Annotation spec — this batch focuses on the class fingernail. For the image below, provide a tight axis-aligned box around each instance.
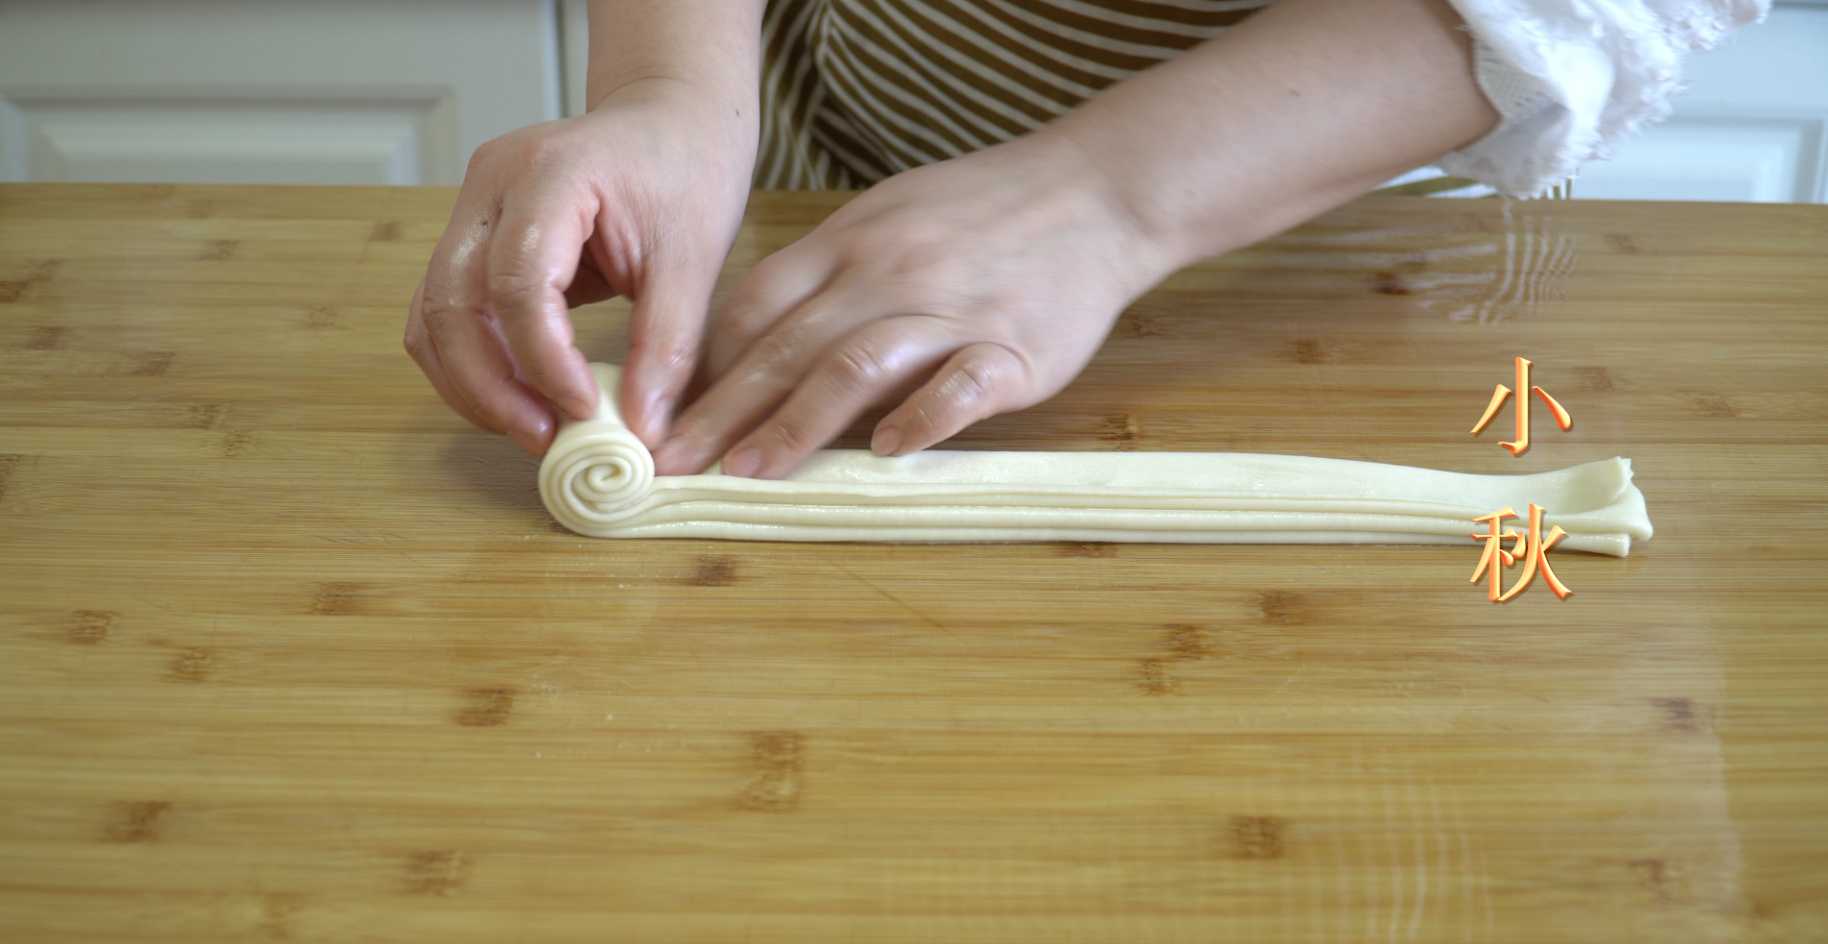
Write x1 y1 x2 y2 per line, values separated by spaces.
871 426 902 456
511 427 543 456
556 379 596 421
639 394 672 443
565 396 597 422
529 414 555 449
721 447 760 478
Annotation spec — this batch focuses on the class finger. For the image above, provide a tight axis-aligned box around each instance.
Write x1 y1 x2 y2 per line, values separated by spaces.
415 185 505 420
405 282 495 433
703 241 839 378
618 258 719 447
422 298 558 455
419 180 565 448
718 318 959 478
651 272 862 475
873 342 1034 455
486 178 599 421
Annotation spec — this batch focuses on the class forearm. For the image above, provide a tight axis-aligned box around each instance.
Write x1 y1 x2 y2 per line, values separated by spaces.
1048 0 1499 271
585 0 765 109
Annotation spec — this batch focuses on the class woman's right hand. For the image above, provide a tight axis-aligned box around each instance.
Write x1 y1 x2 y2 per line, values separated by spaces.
404 77 757 454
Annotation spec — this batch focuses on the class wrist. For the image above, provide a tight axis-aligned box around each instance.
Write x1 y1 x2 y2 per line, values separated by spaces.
1028 124 1212 289
587 71 753 125
583 1 764 121
590 72 760 171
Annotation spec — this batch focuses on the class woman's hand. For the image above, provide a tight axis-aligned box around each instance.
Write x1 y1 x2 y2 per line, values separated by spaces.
651 133 1173 478
404 77 756 454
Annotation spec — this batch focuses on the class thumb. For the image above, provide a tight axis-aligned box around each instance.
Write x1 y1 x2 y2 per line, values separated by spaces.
621 257 718 446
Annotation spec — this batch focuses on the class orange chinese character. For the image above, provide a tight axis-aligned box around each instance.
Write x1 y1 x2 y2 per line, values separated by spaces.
1471 355 1572 456
1469 503 1572 602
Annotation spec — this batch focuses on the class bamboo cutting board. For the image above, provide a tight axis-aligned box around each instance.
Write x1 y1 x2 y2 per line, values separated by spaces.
1 184 1825 942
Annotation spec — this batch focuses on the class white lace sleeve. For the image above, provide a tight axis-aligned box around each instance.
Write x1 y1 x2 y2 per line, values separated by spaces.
1440 0 1769 197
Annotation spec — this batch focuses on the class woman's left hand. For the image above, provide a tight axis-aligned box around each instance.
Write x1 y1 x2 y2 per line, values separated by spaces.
650 132 1174 478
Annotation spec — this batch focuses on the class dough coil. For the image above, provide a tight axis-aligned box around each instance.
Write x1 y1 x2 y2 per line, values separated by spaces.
539 364 1654 556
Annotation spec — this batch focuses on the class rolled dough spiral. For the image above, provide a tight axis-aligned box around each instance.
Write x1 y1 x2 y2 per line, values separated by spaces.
537 375 654 533
538 364 1654 555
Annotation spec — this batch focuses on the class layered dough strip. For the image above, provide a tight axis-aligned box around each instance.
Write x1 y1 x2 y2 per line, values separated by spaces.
539 364 1654 556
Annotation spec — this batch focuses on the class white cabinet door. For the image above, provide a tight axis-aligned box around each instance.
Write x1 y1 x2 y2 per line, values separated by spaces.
563 0 590 117
1575 2 1828 203
0 0 563 186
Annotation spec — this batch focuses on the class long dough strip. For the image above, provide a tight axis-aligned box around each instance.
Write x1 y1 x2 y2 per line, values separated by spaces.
539 364 1654 556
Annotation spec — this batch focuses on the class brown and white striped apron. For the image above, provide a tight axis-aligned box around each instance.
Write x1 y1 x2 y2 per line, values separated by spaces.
754 0 1483 195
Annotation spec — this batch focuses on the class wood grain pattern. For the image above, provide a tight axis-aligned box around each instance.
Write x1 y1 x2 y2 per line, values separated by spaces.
2 183 1826 942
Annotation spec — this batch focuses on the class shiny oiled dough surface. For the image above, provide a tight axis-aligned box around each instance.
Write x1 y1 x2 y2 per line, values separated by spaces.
1 184 1825 942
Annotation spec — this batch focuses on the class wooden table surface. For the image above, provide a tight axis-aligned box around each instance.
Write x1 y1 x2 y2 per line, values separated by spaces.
2 184 1825 942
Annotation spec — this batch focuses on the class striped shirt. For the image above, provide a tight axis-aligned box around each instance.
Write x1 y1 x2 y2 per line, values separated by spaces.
756 0 1272 189
754 0 1489 196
